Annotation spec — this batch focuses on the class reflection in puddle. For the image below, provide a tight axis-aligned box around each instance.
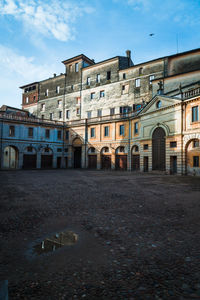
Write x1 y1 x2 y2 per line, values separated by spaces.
33 231 78 255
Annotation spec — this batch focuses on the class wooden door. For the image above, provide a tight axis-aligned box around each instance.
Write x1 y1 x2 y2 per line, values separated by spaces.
132 155 140 171
152 127 166 171
23 154 37 169
88 155 97 169
116 155 127 170
74 147 82 168
144 156 148 172
41 155 53 168
101 155 111 169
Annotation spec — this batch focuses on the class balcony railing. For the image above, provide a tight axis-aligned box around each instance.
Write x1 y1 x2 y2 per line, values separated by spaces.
183 87 200 99
0 113 64 126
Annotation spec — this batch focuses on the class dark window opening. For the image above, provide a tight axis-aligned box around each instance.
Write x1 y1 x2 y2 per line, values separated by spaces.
107 71 111 80
193 156 199 167
170 141 177 148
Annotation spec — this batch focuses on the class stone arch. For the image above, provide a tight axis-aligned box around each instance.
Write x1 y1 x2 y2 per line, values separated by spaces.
185 137 200 175
88 147 96 154
150 123 169 139
131 144 140 154
152 127 166 171
101 146 111 154
3 145 19 169
183 133 200 148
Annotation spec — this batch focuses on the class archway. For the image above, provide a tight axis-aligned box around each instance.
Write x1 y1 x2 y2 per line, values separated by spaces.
131 145 140 171
3 146 18 169
185 139 200 175
88 147 97 169
115 146 127 170
101 147 111 170
41 147 53 169
152 127 166 171
73 138 82 168
23 146 37 169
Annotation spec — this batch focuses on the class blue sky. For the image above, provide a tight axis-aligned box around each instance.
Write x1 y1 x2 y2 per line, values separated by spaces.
0 0 200 108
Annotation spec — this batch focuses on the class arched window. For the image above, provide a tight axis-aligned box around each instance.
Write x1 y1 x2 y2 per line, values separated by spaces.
156 100 162 109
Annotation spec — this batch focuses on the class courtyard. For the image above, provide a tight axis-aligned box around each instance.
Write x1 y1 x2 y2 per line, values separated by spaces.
0 170 200 299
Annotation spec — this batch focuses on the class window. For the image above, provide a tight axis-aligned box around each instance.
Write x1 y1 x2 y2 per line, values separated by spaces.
133 145 139 152
66 110 70 119
91 92 95 100
33 96 36 101
139 67 143 75
156 100 162 109
144 144 148 150
28 127 33 137
87 111 92 119
91 128 95 138
26 96 29 104
120 106 129 114
96 74 100 83
71 85 74 90
45 129 50 139
69 65 72 72
57 130 62 140
65 148 68 152
193 156 199 167
56 86 60 94
50 113 53 120
100 90 105 98
58 100 62 107
59 111 62 119
76 108 80 115
110 108 115 115
107 71 111 80
27 147 33 152
45 89 48 96
149 75 155 84
122 84 129 94
76 97 80 104
97 109 102 117
87 77 90 85
41 103 45 111
134 122 138 134
75 63 79 72
192 106 199 122
66 130 69 140
170 141 177 148
119 125 125 136
9 126 15 137
41 115 44 120
57 148 62 152
123 73 126 79
193 140 199 148
135 78 140 88
104 126 109 137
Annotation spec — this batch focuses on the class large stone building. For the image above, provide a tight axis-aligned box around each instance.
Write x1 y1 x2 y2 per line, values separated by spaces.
0 48 200 175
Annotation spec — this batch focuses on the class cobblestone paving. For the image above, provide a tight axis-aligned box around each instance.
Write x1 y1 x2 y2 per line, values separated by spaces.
0 170 200 299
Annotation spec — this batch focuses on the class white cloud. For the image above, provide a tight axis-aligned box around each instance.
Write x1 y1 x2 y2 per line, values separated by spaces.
0 45 58 107
0 0 93 41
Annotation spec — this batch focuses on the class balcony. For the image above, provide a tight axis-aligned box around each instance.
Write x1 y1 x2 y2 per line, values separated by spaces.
183 87 200 99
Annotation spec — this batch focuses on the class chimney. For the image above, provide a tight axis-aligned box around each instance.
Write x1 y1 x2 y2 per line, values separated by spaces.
54 73 56 77
126 50 131 67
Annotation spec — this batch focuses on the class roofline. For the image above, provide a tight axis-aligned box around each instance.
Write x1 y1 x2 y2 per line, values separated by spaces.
0 105 27 112
152 69 200 82
62 54 95 65
83 56 123 70
19 82 39 89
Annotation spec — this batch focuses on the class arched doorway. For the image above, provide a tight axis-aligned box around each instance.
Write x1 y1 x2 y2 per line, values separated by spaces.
41 147 53 168
185 139 200 175
101 147 111 170
152 127 166 171
115 146 127 170
23 146 37 169
3 146 18 169
88 147 97 169
73 138 82 168
131 145 140 171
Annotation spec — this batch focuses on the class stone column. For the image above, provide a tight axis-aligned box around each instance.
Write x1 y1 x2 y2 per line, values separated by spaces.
97 152 101 169
53 155 57 168
37 152 41 169
18 151 24 169
111 148 115 170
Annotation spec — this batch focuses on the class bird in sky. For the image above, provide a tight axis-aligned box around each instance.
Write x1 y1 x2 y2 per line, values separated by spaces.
149 33 155 36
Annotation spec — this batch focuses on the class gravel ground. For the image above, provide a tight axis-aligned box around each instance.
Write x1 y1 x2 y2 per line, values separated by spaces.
0 170 200 299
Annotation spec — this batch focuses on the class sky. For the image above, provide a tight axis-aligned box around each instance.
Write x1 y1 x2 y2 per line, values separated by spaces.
0 0 200 108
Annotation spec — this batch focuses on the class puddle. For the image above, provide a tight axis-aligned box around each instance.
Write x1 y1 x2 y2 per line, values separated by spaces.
33 231 78 255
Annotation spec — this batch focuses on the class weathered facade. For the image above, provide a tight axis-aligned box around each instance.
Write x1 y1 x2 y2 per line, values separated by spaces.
0 48 200 174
